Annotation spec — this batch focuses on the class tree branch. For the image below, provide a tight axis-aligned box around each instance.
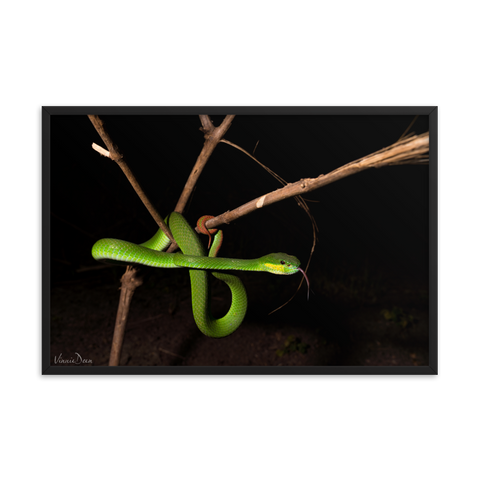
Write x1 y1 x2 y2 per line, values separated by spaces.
108 266 144 366
162 114 236 253
202 132 429 230
174 115 235 213
89 114 173 366
88 115 174 243
89 114 237 364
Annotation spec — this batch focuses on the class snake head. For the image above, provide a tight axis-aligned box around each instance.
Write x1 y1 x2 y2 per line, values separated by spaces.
260 252 310 298
260 253 301 275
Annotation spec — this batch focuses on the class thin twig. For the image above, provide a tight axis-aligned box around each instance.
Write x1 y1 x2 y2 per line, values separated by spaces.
398 115 419 141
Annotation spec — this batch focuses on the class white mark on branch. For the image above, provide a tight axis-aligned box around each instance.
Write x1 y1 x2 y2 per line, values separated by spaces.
92 143 111 158
256 195 267 208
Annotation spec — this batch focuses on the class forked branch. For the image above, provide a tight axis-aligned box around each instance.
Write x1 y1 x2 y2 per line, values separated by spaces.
89 114 235 365
174 115 235 213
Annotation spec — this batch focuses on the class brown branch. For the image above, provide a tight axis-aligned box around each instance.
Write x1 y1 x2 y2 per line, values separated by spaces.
108 266 144 366
199 115 215 134
89 114 174 366
88 115 122 160
89 114 236 364
174 115 235 213
88 115 174 243
162 115 236 253
202 132 429 230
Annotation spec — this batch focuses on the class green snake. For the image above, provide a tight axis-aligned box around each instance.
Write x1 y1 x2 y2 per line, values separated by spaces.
92 212 304 338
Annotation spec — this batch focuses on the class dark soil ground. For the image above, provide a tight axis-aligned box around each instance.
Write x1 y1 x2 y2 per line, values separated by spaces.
49 262 429 368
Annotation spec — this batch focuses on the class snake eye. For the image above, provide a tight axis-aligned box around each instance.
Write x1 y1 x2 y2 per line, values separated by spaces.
280 260 285 265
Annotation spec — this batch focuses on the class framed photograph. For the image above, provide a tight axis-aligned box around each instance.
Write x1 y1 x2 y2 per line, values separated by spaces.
42 107 437 374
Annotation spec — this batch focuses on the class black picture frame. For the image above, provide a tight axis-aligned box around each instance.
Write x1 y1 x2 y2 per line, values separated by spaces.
40 105 439 375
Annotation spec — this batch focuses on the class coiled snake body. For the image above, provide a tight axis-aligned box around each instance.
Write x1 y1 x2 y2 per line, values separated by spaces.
92 212 302 338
